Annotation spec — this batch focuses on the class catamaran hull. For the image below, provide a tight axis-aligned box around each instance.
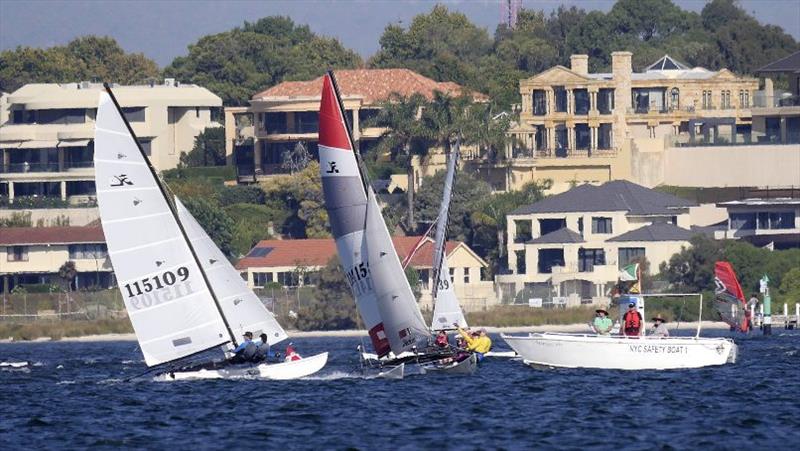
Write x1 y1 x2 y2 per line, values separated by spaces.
155 352 328 381
501 334 736 370
422 352 477 374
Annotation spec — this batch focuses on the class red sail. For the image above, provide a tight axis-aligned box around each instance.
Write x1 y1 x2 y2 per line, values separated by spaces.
714 261 749 332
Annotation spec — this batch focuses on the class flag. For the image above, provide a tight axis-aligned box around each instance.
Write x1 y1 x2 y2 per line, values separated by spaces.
619 263 639 282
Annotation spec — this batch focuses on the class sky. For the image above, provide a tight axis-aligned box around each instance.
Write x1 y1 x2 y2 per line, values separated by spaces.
1 0 798 68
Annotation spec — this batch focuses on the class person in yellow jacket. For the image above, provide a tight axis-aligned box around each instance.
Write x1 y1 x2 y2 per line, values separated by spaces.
456 325 492 361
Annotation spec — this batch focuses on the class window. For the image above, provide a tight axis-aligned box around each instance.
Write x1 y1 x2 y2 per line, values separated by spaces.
540 218 567 236
758 211 796 230
515 250 526 274
277 272 299 287
575 124 590 150
730 213 756 230
702 91 713 109
139 139 152 156
464 269 470 284
68 244 108 259
253 272 273 287
514 220 532 243
294 112 319 134
195 107 200 118
578 248 606 272
533 90 547 116
591 217 613 234
597 88 614 114
37 108 86 124
598 123 612 149
449 267 455 283
7 246 28 262
553 87 567 112
670 88 679 109
537 249 564 274
122 107 145 123
263 112 288 134
573 89 589 115
618 247 645 268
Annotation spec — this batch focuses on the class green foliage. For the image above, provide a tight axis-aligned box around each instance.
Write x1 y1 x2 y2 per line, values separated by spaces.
58 261 77 292
179 127 227 167
415 169 492 243
778 268 800 305
0 36 159 92
164 16 361 106
218 185 265 207
289 258 358 330
182 197 235 257
260 161 329 238
224 203 286 257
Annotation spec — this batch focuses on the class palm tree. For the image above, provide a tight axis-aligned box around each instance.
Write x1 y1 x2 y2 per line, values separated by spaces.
369 93 433 230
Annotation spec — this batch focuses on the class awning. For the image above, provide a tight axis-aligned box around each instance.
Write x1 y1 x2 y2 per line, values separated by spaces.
58 139 91 147
17 140 59 149
0 141 22 149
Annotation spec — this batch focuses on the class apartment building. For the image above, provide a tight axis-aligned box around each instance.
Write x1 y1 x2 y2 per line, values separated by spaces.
224 68 485 183
0 80 222 206
0 226 112 293
715 198 800 249
235 236 496 312
496 180 696 304
501 52 759 193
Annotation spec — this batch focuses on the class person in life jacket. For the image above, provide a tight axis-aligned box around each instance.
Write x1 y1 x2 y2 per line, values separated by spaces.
284 343 302 362
456 325 492 361
622 303 643 337
230 331 258 363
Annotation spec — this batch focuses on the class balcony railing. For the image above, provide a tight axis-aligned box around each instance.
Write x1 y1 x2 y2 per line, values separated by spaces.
752 94 800 108
533 147 618 158
64 161 94 170
1 162 60 173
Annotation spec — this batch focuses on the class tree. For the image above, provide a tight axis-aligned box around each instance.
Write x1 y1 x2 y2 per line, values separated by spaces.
291 258 358 330
164 16 361 106
179 127 227 167
260 161 328 238
58 261 78 292
370 93 433 230
0 36 159 92
182 197 235 258
225 203 287 257
280 141 311 174
415 170 492 244
778 268 800 307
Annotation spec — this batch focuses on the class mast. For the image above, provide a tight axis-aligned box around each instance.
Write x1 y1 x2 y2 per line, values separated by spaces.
431 137 460 302
327 71 370 196
102 83 238 348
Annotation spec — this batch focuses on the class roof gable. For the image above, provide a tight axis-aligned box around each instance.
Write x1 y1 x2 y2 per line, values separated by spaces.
525 66 590 84
607 223 694 242
645 55 690 71
756 50 800 73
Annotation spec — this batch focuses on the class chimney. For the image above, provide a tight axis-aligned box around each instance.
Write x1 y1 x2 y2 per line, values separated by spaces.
611 51 632 81
570 54 589 76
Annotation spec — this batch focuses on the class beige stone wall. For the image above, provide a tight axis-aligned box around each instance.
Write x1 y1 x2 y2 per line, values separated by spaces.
0 207 99 226
663 144 800 188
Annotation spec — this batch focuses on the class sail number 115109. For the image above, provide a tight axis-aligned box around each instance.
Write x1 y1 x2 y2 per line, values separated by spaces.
124 267 189 298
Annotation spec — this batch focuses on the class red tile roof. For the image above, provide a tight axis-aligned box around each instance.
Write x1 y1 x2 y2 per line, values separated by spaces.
235 236 463 270
252 68 487 103
0 226 105 246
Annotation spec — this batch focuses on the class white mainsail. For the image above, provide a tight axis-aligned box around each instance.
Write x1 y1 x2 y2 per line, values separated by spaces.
430 144 468 330
175 197 288 345
94 89 231 366
318 72 430 356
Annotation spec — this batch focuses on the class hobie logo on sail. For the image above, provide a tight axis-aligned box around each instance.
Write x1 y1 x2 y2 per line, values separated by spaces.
110 174 133 187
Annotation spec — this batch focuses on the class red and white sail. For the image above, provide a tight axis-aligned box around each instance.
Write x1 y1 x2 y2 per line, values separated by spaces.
713 261 749 332
318 72 429 356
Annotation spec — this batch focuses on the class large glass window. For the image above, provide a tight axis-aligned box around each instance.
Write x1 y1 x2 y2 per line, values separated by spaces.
575 124 590 150
553 87 567 113
533 90 547 116
122 107 145 123
592 217 613 234
253 272 273 287
758 211 796 229
573 89 589 115
730 213 756 230
598 88 614 114
537 249 564 274
598 123 612 149
37 109 86 124
277 272 299 287
514 220 532 243
618 247 645 268
263 112 288 134
539 218 567 236
578 248 606 272
294 112 319 134
515 250 526 274
670 88 679 110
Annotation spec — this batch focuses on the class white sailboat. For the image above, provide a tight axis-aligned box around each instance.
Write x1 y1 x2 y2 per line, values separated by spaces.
94 84 327 380
502 294 737 370
318 72 476 377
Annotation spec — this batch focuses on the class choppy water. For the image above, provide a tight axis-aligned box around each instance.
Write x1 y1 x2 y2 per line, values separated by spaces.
1 331 798 450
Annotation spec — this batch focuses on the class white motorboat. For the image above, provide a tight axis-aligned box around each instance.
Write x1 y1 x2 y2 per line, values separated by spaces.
94 85 327 380
502 333 736 370
502 293 737 370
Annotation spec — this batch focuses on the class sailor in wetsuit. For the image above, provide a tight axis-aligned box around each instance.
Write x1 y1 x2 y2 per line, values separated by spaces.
229 331 257 364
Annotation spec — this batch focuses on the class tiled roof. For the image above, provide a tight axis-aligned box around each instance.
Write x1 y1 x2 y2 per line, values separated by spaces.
252 68 487 103
528 227 585 244
0 226 105 246
511 180 695 216
236 236 463 270
756 51 800 73
607 223 694 242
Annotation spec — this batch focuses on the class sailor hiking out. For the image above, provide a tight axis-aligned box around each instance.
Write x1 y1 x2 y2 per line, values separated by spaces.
229 332 258 363
456 325 492 361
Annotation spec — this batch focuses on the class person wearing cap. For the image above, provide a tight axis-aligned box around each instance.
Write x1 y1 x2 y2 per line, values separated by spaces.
591 308 613 335
649 314 670 337
229 331 257 363
455 324 492 361
622 302 643 337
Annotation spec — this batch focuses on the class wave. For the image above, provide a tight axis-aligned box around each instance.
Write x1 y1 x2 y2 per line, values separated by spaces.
0 361 28 368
